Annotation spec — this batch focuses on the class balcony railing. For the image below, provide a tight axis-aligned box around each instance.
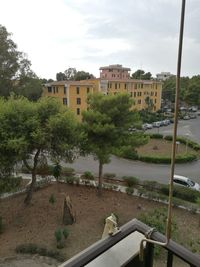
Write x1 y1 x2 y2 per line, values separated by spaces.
59 218 200 267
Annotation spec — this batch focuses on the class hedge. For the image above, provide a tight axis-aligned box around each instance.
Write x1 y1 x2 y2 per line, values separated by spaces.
160 184 200 203
164 135 200 151
138 153 197 164
148 133 163 139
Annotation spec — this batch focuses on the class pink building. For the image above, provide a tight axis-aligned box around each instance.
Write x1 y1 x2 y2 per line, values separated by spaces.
99 64 131 80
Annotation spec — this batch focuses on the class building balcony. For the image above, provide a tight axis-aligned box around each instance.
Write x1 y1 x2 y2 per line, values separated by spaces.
59 218 200 267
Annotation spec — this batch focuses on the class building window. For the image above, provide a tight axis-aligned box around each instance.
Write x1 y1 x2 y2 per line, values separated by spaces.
48 87 52 93
87 87 90 93
53 87 55 94
134 92 136 97
64 86 67 94
130 92 133 97
115 83 117 89
155 92 157 96
125 83 127 89
63 98 67 105
155 99 157 104
77 108 80 115
137 92 140 96
76 87 80 94
119 83 120 88
56 87 58 93
138 99 141 104
141 84 143 89
77 98 81 105
151 92 154 96
134 84 137 89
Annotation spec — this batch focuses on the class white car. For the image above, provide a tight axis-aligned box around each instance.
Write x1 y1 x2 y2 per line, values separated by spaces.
173 175 200 192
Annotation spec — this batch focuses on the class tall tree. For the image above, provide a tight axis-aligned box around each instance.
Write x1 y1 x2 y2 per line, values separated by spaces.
82 93 144 195
131 69 152 80
74 71 95 81
0 96 79 204
56 72 66 81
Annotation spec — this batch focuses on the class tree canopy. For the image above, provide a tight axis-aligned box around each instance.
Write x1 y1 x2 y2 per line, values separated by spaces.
81 93 145 195
0 96 79 204
0 25 43 100
131 69 152 80
56 68 95 81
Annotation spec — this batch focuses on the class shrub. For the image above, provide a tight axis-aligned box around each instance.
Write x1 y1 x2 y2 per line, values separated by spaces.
15 243 65 262
65 176 75 184
141 180 160 191
116 146 139 160
123 176 139 187
148 133 163 139
138 154 197 164
54 229 62 243
63 228 69 239
164 135 173 141
0 176 22 194
126 187 134 195
82 171 94 180
103 173 116 179
49 194 56 205
139 208 177 256
160 184 200 203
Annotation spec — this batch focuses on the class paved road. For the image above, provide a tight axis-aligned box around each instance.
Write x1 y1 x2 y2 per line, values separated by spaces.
64 116 200 185
148 115 200 143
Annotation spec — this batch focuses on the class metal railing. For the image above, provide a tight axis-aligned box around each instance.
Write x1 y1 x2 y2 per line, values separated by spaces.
59 219 200 267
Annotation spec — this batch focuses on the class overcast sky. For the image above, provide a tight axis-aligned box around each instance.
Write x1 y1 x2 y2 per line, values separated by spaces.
0 0 199 79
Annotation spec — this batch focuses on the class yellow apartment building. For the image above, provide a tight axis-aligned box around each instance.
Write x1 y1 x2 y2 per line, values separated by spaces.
100 79 162 111
42 79 99 121
42 65 162 120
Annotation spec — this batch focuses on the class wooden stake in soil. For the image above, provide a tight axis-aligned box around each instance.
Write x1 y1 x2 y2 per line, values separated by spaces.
63 195 76 225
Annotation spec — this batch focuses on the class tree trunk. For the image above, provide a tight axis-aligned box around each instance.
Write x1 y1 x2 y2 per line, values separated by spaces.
97 161 103 196
24 170 36 205
24 149 40 205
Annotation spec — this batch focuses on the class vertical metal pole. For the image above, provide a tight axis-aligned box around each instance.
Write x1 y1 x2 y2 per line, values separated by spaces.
167 251 174 267
166 0 186 240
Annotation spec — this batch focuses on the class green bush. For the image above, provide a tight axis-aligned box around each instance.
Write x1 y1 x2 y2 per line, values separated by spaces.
164 135 200 151
164 135 173 141
0 176 22 194
116 146 139 160
139 208 177 237
126 187 134 195
65 176 75 184
160 184 200 203
138 154 197 164
141 180 160 191
63 228 69 239
123 176 139 187
103 173 116 179
15 243 65 262
49 194 56 205
82 171 94 180
148 133 163 139
54 229 62 243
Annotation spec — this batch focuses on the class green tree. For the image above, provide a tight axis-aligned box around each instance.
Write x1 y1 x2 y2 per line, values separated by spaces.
145 96 154 112
74 71 95 81
0 25 21 96
0 96 79 204
14 72 43 101
56 72 66 81
184 75 200 106
82 93 143 195
0 24 42 99
131 69 152 80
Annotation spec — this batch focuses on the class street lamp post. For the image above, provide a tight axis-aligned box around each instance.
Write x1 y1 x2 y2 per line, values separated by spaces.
185 133 189 153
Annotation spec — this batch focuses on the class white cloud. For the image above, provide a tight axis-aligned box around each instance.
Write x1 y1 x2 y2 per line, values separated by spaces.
0 0 199 79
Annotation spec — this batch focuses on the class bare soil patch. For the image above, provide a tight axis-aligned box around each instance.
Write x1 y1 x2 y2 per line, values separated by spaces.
0 183 199 265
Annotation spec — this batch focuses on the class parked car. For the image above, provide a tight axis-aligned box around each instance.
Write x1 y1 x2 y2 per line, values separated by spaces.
142 123 153 130
183 115 190 120
173 175 200 192
153 121 161 128
163 119 171 126
189 114 197 119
